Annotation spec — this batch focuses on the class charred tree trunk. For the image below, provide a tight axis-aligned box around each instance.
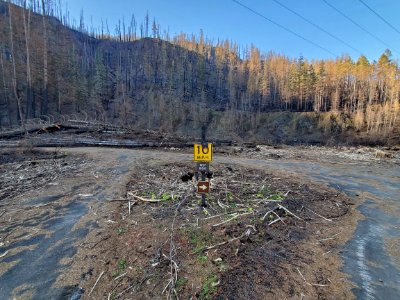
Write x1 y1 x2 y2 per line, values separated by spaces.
0 46 11 127
8 1 26 131
41 0 49 116
23 1 34 119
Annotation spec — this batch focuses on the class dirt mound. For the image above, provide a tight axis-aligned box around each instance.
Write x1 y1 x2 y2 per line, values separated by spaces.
72 161 358 299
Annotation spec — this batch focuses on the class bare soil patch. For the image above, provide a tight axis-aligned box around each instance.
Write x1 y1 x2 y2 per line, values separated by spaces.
74 160 359 300
384 237 400 267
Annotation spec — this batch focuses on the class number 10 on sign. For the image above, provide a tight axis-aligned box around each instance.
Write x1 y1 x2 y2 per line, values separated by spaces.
194 143 213 161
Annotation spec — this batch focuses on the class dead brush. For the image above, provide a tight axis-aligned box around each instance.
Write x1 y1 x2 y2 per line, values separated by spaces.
115 160 350 299
375 149 394 159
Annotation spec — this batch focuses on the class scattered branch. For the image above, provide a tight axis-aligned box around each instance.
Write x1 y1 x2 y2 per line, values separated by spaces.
297 268 329 287
278 204 303 221
202 210 247 221
303 206 332 222
113 272 127 281
116 282 136 298
80 235 111 250
202 228 254 252
128 192 165 203
261 208 276 221
317 233 341 243
176 194 189 211
89 270 105 296
217 198 228 209
211 212 252 227
0 250 9 259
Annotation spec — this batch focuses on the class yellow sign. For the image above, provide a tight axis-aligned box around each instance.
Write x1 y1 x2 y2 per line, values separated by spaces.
194 143 213 161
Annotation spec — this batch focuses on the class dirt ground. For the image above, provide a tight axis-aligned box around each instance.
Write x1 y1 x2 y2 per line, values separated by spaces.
69 160 359 300
0 146 364 300
0 148 87 203
215 144 400 165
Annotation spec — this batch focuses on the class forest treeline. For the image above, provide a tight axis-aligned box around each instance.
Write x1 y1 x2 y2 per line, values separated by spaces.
0 1 399 144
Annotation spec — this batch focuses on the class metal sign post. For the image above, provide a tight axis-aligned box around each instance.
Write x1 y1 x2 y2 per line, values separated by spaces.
194 126 213 207
200 167 207 207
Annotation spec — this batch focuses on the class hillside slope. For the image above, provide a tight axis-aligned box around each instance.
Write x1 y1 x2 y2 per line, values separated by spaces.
0 1 399 145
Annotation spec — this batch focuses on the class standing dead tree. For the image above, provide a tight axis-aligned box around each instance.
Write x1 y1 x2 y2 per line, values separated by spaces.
41 0 49 116
22 0 34 119
7 1 26 132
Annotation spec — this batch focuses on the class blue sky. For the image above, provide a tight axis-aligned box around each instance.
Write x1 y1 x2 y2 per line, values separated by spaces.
62 0 400 62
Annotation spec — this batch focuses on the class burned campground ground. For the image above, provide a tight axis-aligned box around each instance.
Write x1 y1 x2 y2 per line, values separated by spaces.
0 146 399 299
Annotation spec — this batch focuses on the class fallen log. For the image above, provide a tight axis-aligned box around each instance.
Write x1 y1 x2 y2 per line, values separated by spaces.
0 125 44 139
0 137 193 149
